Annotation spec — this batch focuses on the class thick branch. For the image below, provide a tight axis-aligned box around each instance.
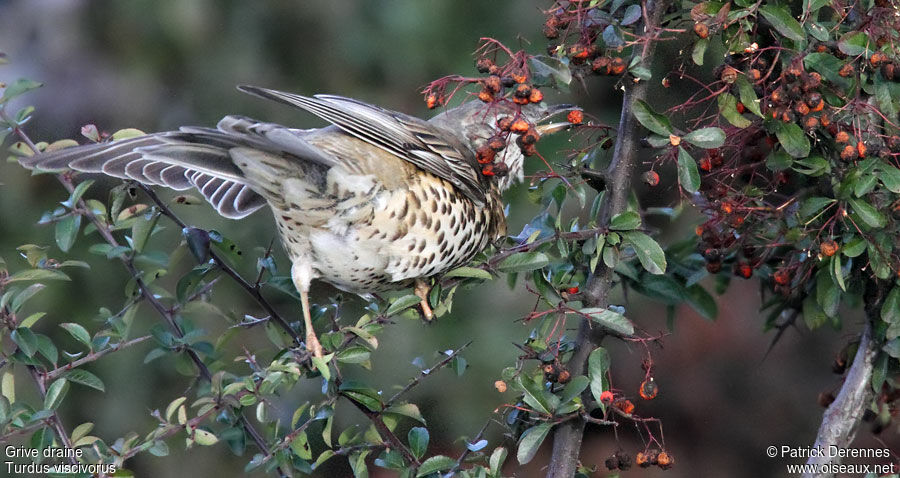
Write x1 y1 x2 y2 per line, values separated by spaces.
803 320 878 477
546 1 669 476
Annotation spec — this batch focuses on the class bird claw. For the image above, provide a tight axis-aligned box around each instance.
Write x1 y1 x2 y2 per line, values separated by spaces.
414 279 434 322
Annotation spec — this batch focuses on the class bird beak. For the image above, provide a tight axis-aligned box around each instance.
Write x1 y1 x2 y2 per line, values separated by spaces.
536 104 581 136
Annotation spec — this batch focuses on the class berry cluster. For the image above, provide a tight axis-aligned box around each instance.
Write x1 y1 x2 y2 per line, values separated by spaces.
541 4 633 79
635 449 674 470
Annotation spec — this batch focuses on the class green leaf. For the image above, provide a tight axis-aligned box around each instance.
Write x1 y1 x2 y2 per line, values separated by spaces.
588 347 610 407
877 161 900 193
837 31 873 57
848 198 886 228
683 127 725 148
385 402 426 424
758 4 805 41
775 122 810 158
798 197 835 220
578 307 634 336
65 369 106 392
815 269 840 318
0 78 43 104
497 252 550 273
632 100 672 136
416 455 455 477
692 38 708 66
516 423 552 465
55 215 82 253
442 266 493 281
735 76 763 117
408 427 429 460
623 231 666 274
676 147 700 194
386 294 421 316
60 323 92 349
336 346 372 364
685 284 718 320
290 432 312 460
6 269 70 283
609 211 641 230
11 327 38 357
621 4 642 24
804 53 853 91
44 378 69 410
490 447 508 475
194 429 218 446
718 93 752 128
882 286 900 325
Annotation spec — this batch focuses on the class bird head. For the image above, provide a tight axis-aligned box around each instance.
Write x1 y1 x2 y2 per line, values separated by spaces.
429 100 580 191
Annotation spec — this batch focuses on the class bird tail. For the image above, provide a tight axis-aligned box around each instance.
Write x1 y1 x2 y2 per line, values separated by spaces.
19 127 267 219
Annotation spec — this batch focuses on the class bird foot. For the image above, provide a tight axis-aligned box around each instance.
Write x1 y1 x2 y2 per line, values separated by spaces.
414 279 434 322
306 331 324 358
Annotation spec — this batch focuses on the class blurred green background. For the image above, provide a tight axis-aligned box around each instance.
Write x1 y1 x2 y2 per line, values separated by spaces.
0 1 885 477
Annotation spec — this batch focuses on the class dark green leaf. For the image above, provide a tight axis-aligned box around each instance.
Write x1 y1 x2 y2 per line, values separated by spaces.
735 76 763 117
632 100 672 136
336 346 372 364
44 378 69 410
775 122 810 158
408 427 429 460
798 197 835 220
882 286 900 325
837 31 873 57
676 147 700 194
683 127 726 148
11 327 38 357
878 161 900 193
516 423 552 465
60 323 92 349
621 4 642 25
848 198 886 228
54 215 82 253
758 4 805 41
609 211 641 230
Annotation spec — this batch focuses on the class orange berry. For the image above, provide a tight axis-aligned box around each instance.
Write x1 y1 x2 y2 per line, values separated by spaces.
567 286 579 294
721 66 739 84
810 98 825 112
820 240 839 257
642 170 660 186
721 201 734 214
614 398 635 415
857 141 867 158
497 116 513 131
494 380 507 393
528 88 544 103
599 390 614 403
835 131 850 143
478 90 494 103
749 68 762 81
636 452 651 467
566 110 584 125
695 225 704 236
773 269 791 286
699 156 712 172
736 101 746 114
795 102 810 116
870 52 888 67
669 134 682 146
803 116 819 131
610 57 626 75
483 75 502 93
425 93 440 109
511 72 527 84
512 96 530 105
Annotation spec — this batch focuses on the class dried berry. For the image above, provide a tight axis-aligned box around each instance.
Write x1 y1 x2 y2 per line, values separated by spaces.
721 65 739 84
483 75 502 93
883 62 897 81
639 379 659 400
817 391 835 408
693 22 709 39
803 116 819 131
773 269 791 286
510 118 531 134
870 52 888 67
840 144 857 161
487 135 506 152
656 451 674 470
476 57 494 73
706 260 722 273
529 88 544 103
478 90 494 103
835 131 850 143
820 240 839 257
425 93 440 109
592 56 611 74
475 145 495 164
838 63 854 77
610 57 626 75
497 116 513 132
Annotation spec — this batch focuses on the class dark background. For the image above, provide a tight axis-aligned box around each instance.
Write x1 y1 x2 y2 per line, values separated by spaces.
0 1 883 476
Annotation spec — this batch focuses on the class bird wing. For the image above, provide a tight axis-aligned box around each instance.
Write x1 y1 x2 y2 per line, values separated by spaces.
18 116 335 219
237 85 486 206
